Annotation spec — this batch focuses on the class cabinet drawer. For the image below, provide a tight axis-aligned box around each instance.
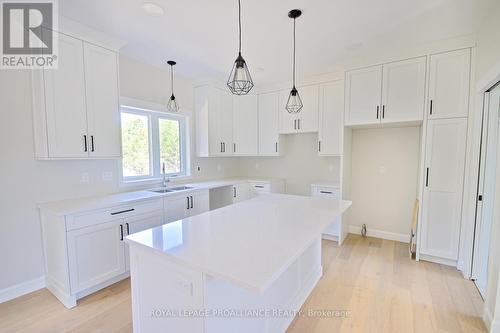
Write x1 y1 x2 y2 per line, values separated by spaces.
249 182 271 194
67 199 163 231
312 187 341 198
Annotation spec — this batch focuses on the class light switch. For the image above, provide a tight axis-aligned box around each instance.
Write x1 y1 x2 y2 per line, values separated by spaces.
80 172 90 184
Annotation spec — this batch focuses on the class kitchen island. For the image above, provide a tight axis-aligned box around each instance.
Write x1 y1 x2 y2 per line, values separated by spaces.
125 193 351 333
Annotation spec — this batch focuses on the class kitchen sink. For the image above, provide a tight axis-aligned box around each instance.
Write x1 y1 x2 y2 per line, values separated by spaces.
149 186 193 193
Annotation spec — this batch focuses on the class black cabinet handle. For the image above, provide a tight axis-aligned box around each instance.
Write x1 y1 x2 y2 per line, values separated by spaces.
275 142 278 153
382 105 385 119
376 106 379 119
83 135 88 152
319 141 321 152
298 119 301 130
223 142 226 153
126 223 130 235
320 191 333 194
190 196 193 209
233 187 236 198
425 168 430 187
186 197 190 209
233 143 236 153
254 185 265 188
90 135 95 152
293 119 296 130
430 100 433 115
111 208 135 215
119 224 123 241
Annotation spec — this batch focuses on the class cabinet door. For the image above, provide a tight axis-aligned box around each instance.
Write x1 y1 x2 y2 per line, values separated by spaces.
84 43 121 158
43 31 88 158
258 92 281 155
67 220 126 293
381 57 426 123
420 118 467 260
345 65 383 125
279 89 297 134
189 191 210 216
233 95 258 155
219 90 234 155
297 85 319 133
233 183 250 203
165 195 189 223
319 81 344 156
428 49 471 119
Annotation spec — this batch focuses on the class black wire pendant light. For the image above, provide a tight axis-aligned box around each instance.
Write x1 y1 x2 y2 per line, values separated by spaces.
167 60 179 113
286 9 303 114
227 0 254 95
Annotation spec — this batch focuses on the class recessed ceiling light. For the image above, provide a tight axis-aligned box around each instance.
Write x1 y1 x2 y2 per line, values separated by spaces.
142 2 164 17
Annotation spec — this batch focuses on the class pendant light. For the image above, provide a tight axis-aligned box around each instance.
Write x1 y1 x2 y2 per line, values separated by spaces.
227 0 254 95
167 60 179 113
286 9 303 114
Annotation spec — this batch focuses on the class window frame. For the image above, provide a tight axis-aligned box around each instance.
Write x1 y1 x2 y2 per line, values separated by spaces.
119 99 190 185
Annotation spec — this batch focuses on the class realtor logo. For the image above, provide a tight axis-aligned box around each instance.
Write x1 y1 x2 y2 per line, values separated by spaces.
1 0 58 69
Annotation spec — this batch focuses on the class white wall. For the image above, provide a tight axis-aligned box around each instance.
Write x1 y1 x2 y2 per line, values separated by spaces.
348 126 421 238
236 133 341 195
0 55 238 294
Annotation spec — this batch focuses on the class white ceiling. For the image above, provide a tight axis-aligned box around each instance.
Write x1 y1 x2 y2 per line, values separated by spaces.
60 0 494 86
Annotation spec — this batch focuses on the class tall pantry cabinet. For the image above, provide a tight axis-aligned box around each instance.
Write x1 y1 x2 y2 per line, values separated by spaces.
418 48 471 265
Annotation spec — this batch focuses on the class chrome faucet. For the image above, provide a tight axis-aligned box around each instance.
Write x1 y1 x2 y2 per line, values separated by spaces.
162 163 170 188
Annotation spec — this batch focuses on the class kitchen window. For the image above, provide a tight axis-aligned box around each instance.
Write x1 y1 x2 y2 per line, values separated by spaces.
120 105 189 183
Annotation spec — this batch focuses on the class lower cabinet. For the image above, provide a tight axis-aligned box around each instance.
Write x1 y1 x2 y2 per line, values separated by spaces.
67 220 126 293
164 190 210 223
232 182 250 203
311 184 347 245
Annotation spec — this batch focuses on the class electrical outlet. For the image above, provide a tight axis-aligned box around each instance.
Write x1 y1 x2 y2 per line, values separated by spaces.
81 172 90 184
102 171 113 181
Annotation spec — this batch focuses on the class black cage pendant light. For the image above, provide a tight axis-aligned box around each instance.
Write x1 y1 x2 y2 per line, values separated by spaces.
286 9 303 114
167 60 179 113
227 0 254 95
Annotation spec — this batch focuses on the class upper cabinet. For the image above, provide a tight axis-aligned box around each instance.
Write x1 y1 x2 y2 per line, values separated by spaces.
279 84 319 134
345 65 383 125
345 57 427 126
258 92 283 156
381 57 426 123
195 85 234 157
233 95 258 156
428 49 471 119
32 30 121 159
318 81 344 156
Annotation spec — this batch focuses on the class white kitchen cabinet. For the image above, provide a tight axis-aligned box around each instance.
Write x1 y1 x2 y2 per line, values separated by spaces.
420 118 467 262
165 190 210 223
345 65 383 125
381 57 426 123
249 179 285 197
428 49 471 119
195 85 233 157
279 85 319 134
32 30 121 159
40 32 88 158
258 92 283 156
318 81 344 156
83 43 121 158
67 219 126 294
232 182 250 203
311 184 347 245
233 94 258 155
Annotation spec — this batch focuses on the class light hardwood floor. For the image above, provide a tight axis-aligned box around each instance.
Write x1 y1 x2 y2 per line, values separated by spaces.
0 235 486 333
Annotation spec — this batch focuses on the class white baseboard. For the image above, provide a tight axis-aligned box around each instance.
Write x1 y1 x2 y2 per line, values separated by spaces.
0 276 45 304
348 225 408 243
484 305 500 333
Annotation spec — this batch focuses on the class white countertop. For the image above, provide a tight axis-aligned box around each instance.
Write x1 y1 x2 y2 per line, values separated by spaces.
37 178 285 216
37 178 264 216
125 193 351 293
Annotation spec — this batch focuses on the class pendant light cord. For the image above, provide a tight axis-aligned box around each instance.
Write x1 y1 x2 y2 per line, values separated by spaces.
292 17 296 88
238 0 242 54
170 65 174 96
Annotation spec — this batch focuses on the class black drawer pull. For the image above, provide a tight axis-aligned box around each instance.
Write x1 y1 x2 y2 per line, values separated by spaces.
320 191 333 194
254 185 265 188
190 196 193 209
111 208 135 215
119 224 123 241
126 222 130 235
